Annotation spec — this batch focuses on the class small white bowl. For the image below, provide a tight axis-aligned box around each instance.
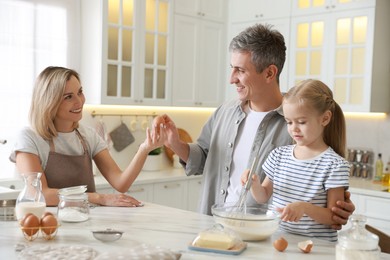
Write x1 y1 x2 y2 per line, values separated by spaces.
92 228 123 242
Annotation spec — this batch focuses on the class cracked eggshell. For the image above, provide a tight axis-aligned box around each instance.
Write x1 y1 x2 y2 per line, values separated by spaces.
298 240 313 253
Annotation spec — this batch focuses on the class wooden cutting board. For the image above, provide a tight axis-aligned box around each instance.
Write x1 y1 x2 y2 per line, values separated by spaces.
164 128 192 162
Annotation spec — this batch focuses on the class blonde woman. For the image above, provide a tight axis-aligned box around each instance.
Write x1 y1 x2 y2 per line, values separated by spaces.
10 66 165 206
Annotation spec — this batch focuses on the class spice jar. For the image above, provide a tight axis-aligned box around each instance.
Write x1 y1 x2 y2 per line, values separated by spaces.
57 186 89 223
336 214 380 260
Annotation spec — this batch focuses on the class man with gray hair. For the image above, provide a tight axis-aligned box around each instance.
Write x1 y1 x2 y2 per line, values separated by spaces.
160 24 354 229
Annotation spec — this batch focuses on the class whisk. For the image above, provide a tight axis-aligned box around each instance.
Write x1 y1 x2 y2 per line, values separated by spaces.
235 155 260 212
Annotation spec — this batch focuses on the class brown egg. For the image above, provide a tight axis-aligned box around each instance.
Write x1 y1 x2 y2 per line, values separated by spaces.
40 214 58 235
273 237 288 252
20 213 33 225
153 115 165 134
21 214 40 236
41 211 54 218
298 240 313 253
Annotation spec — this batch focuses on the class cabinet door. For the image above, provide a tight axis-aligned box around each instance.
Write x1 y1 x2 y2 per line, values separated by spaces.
288 14 330 88
329 9 374 112
172 15 198 105
187 178 202 212
291 0 375 16
229 0 291 23
196 20 224 107
96 187 114 194
349 192 390 235
199 0 225 22
126 183 154 203
172 15 224 107
175 0 225 22
153 180 188 209
102 0 172 106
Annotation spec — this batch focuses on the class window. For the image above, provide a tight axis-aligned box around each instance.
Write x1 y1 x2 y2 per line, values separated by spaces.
0 0 80 179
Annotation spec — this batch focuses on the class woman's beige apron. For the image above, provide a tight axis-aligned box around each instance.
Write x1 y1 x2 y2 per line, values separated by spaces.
44 129 96 192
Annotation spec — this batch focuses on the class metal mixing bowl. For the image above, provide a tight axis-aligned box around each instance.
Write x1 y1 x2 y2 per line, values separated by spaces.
211 203 280 241
92 228 123 242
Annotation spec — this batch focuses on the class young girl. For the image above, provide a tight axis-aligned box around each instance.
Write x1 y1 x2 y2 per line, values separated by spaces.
10 66 166 207
241 79 350 241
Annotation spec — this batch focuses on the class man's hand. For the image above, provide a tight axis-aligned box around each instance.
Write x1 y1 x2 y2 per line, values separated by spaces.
331 191 355 230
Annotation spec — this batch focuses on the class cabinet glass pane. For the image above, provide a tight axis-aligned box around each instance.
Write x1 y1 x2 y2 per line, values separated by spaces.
338 0 352 4
313 0 325 7
350 78 363 104
108 27 118 60
311 22 323 47
310 51 321 75
335 48 348 75
158 1 168 33
108 0 120 24
297 23 309 48
122 29 133 62
144 68 153 98
353 16 367 44
145 33 154 64
337 18 351 45
298 0 309 8
295 51 307 75
145 0 156 31
122 66 131 97
351 48 364 74
123 0 134 26
158 35 166 66
157 70 165 99
334 78 347 104
107 64 118 96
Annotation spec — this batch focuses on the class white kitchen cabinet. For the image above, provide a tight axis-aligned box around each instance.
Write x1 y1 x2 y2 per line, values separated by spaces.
126 183 154 203
288 0 390 112
349 192 390 235
80 0 173 106
291 0 375 17
174 0 226 22
172 14 225 107
229 0 291 23
152 179 188 209
187 178 202 212
96 187 115 194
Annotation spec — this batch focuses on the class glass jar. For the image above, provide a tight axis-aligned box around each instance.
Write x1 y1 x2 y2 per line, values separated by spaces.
336 214 380 260
15 172 46 221
57 193 89 223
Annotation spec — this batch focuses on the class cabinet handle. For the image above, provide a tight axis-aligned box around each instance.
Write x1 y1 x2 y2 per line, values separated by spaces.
129 188 145 193
0 139 6 144
164 183 180 189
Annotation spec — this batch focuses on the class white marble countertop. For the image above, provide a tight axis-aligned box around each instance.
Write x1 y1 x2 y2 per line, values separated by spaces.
1 203 381 260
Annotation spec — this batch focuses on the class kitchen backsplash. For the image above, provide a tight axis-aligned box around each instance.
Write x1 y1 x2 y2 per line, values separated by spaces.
1 105 390 179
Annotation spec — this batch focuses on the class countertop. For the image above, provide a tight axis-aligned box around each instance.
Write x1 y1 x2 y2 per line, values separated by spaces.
349 177 390 199
3 203 388 259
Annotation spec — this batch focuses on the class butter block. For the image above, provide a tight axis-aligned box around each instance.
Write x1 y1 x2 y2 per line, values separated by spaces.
193 232 235 250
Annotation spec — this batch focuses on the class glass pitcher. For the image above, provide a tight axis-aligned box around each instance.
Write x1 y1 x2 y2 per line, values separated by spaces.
336 214 380 260
15 172 46 221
